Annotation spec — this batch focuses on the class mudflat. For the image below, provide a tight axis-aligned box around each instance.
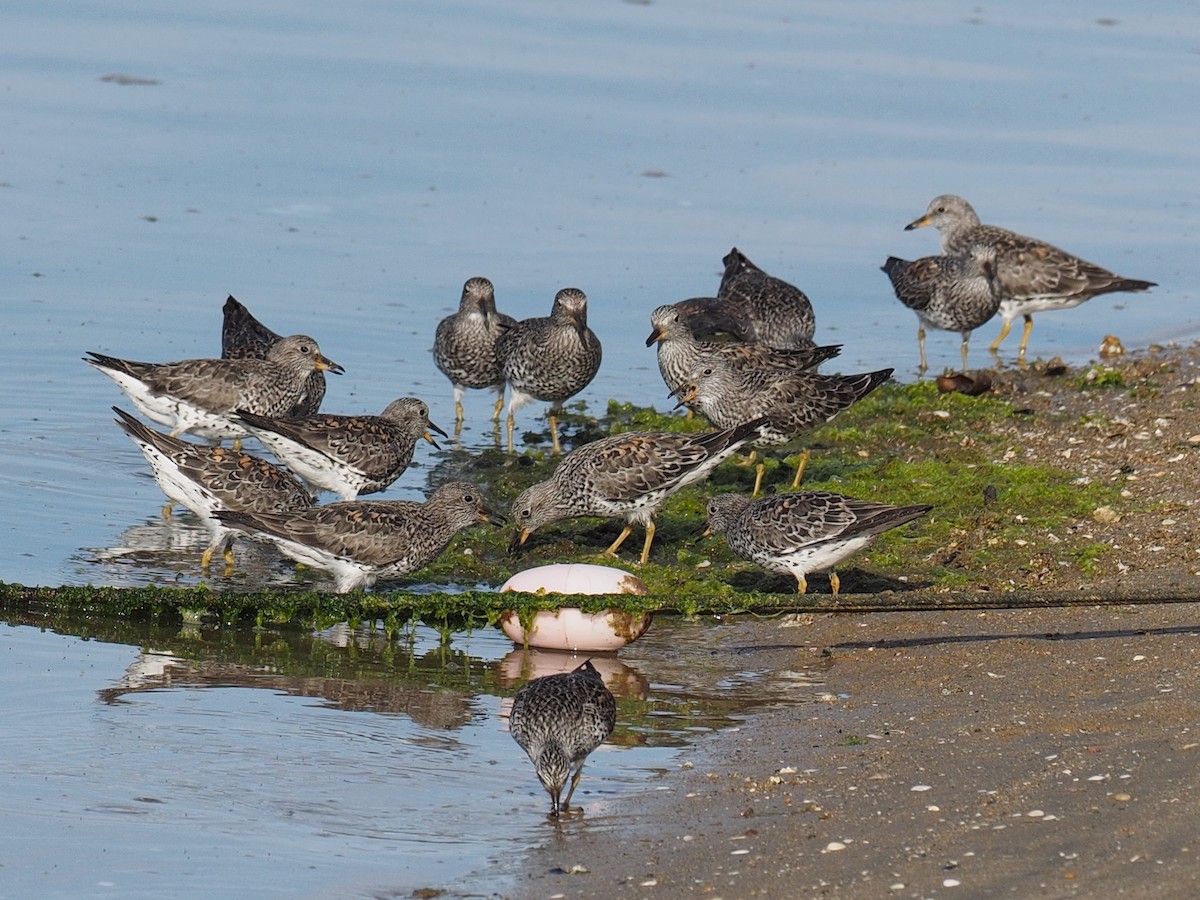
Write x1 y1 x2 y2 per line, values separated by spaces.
515 343 1200 898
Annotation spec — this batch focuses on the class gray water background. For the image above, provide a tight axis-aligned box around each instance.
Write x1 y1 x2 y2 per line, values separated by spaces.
1 2 1197 895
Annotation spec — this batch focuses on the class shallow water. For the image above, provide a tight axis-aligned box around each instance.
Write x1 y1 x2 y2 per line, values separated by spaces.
0 610 827 897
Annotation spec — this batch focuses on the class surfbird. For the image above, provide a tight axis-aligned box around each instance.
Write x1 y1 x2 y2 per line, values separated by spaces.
511 416 767 565
233 397 445 500
433 277 517 431
222 295 327 417
714 247 817 349
646 303 840 411
509 658 617 817
215 481 504 593
905 195 1156 362
496 287 602 454
673 359 893 495
86 335 343 442
705 491 932 595
112 406 313 572
881 245 1001 373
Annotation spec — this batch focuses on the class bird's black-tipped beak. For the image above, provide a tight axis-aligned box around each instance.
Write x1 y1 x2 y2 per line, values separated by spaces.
645 327 663 347
507 527 532 556
317 354 345 375
904 214 931 231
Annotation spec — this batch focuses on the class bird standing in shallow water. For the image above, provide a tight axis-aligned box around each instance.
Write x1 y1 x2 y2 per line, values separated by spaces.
881 245 1000 374
233 397 445 500
222 295 328 417
904 195 1156 363
433 277 517 432
112 406 313 573
85 336 344 443
705 491 932 595
214 481 503 593
496 287 602 454
509 659 617 817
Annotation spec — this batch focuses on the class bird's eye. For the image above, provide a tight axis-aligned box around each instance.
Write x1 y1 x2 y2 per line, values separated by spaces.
463 493 476 504
299 344 312 354
519 507 532 520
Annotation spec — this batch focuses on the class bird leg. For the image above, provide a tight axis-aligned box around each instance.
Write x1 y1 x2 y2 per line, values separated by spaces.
960 331 972 374
918 325 928 374
491 391 505 425
752 461 766 498
454 400 465 433
505 411 517 454
989 318 1013 353
638 521 657 566
161 503 173 520
548 411 562 455
789 449 811 489
604 524 634 557
561 764 586 812
794 573 809 594
200 546 214 571
829 570 841 597
1016 314 1035 364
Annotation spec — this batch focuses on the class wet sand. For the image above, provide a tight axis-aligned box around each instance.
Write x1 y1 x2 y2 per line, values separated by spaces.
515 602 1200 897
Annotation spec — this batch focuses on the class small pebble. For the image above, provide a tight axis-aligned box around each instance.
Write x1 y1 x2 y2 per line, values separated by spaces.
944 878 961 887
911 784 933 792
1113 793 1132 802
824 841 847 852
1027 810 1045 818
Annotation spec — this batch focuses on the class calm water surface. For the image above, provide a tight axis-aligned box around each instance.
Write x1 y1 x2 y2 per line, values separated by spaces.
0 611 827 897
1 2 1198 894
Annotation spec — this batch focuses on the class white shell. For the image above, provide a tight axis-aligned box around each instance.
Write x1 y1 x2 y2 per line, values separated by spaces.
498 563 652 652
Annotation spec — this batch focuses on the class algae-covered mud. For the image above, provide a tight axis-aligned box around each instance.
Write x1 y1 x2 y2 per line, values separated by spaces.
10 346 1197 627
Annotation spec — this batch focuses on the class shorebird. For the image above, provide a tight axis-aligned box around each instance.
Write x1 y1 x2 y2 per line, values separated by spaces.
215 481 503 593
705 491 932 595
85 336 343 442
233 398 445 500
645 303 840 410
509 659 617 817
881 246 1000 373
673 359 893 496
432 277 517 431
112 407 313 572
905 195 1156 362
497 288 602 454
511 417 767 565
222 295 327 417
715 247 817 349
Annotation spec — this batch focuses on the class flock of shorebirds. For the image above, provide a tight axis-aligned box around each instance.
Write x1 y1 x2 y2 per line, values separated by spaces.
83 194 1156 816
84 194 1155 599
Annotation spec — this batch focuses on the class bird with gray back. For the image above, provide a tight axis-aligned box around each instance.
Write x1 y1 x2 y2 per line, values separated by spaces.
214 481 504 593
233 398 446 500
509 659 617 817
715 247 817 349
511 416 768 566
433 277 517 432
85 335 344 442
673 358 892 495
222 295 327 417
881 245 1001 374
112 406 313 573
645 303 841 411
496 287 602 454
706 491 932 595
905 195 1156 362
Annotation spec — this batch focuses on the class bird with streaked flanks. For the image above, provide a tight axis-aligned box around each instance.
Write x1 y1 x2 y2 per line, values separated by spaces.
645 303 841 411
233 398 445 501
511 417 768 566
904 195 1156 362
433 276 517 432
881 245 1000 374
705 491 932 595
214 481 504 593
673 359 893 496
222 295 327 417
112 407 313 573
496 287 602 454
85 336 343 443
509 659 617 817
715 247 817 349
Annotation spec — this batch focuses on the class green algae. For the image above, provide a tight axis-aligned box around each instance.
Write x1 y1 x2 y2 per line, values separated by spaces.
2 376 1149 627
